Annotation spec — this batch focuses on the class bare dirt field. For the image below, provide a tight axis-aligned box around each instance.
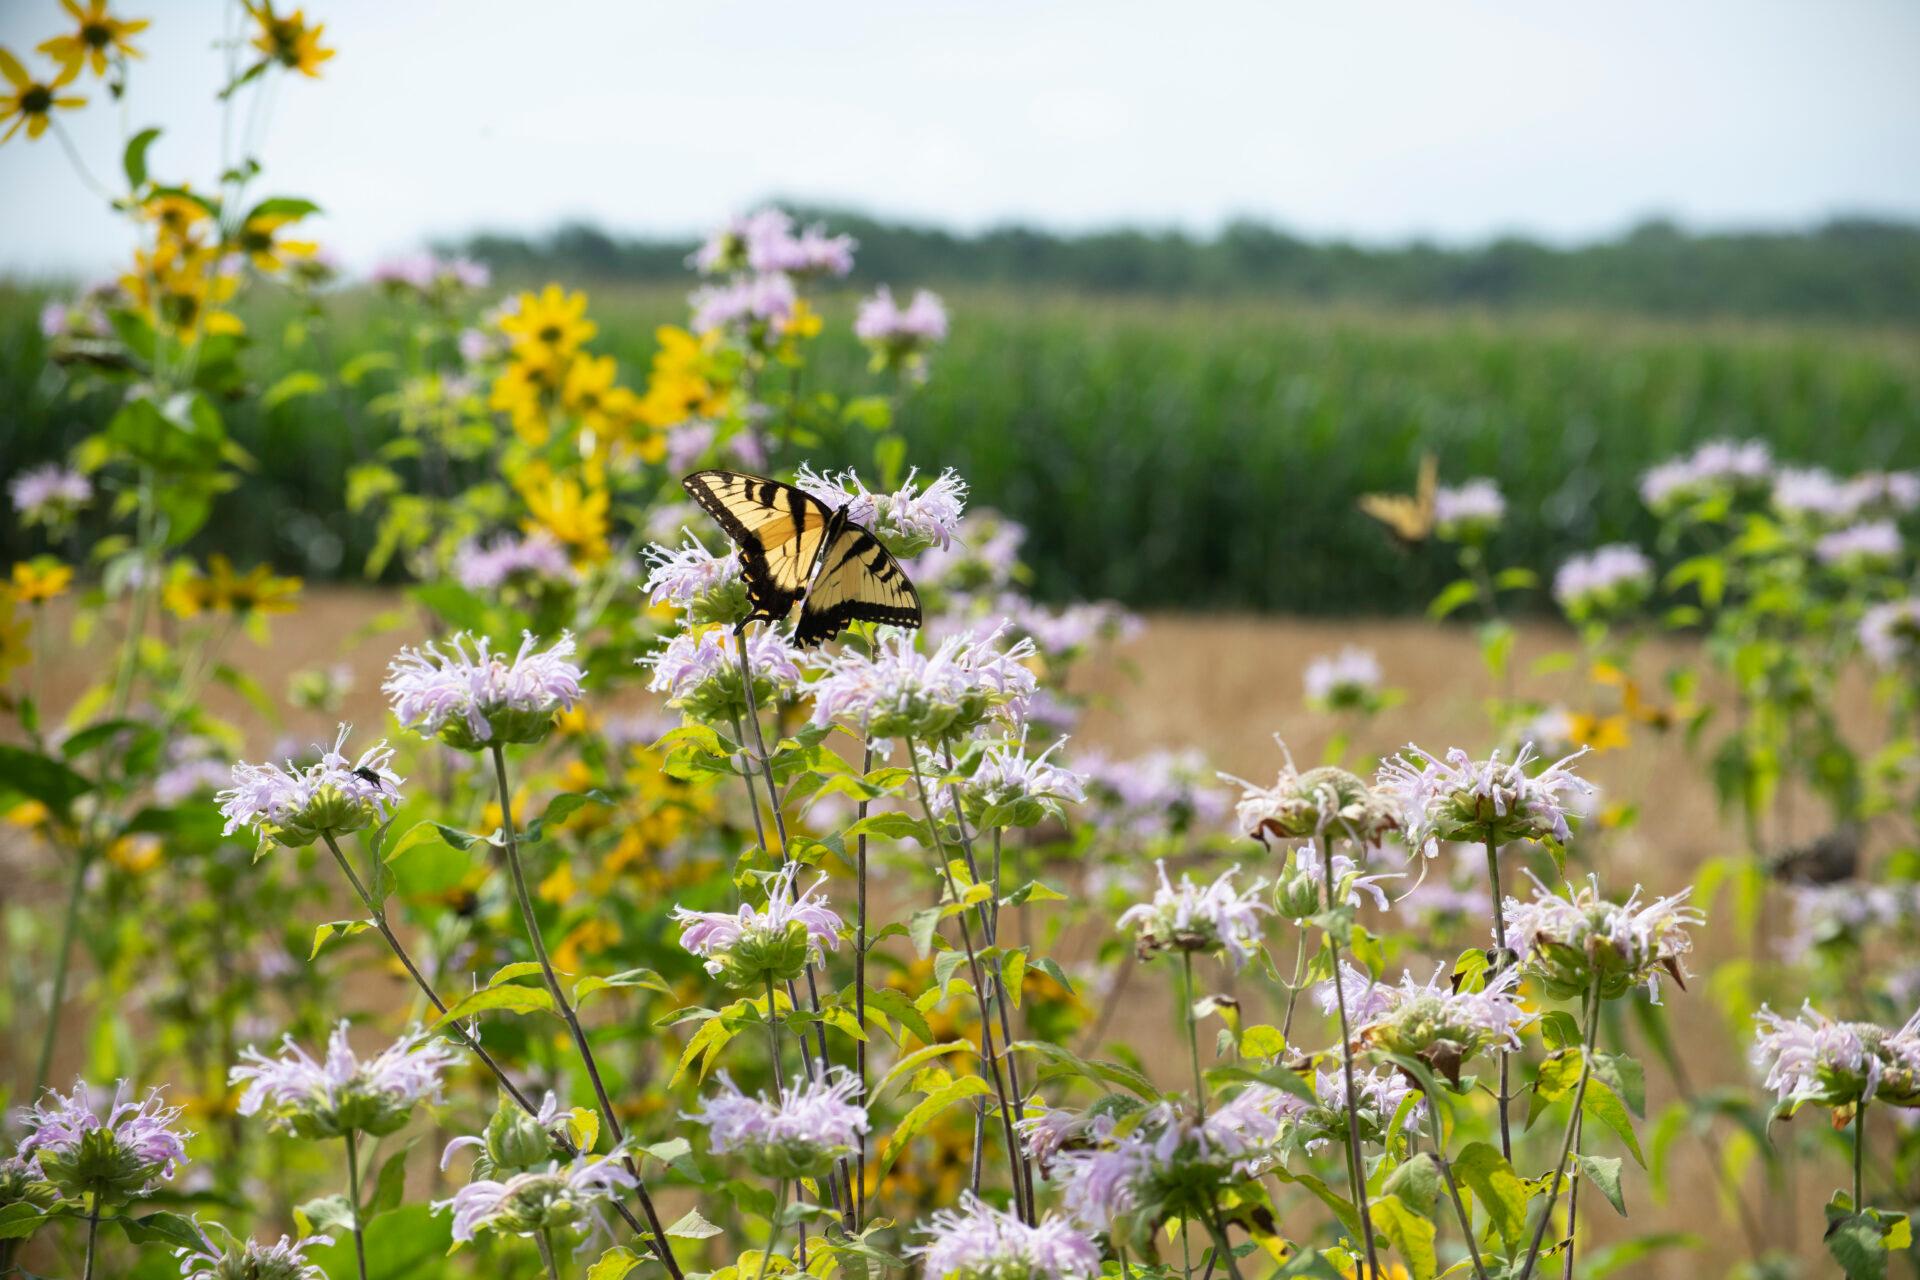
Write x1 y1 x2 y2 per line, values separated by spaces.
9 591 1876 1274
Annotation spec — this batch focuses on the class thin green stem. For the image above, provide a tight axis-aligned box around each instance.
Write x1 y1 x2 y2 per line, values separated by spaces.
81 1195 101 1280
489 744 683 1279
344 1132 369 1280
905 735 1029 1222
1563 989 1593 1280
1518 978 1603 1279
1319 835 1380 1280
1181 951 1209 1121
536 1227 561 1280
1484 834 1513 1161
33 847 92 1093
764 974 785 1093
1204 1195 1247 1280
755 1180 789 1280
1855 1100 1867 1212
1279 935 1308 1042
1426 1099 1490 1280
317 831 542 1121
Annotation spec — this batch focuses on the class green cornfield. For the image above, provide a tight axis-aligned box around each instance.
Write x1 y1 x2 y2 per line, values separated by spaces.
5 282 1917 612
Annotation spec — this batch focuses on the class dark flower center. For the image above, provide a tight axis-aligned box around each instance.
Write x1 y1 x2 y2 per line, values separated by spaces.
23 86 53 115
84 23 113 48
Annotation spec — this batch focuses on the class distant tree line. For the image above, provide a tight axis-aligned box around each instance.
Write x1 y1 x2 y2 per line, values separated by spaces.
446 208 1920 323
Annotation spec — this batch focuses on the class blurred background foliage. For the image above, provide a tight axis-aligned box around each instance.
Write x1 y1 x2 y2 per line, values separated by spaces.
4 213 1918 612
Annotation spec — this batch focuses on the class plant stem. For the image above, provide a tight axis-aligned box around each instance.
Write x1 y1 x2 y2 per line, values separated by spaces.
1181 950 1210 1120
1279 936 1308 1042
344 1132 370 1280
536 1228 561 1280
33 847 92 1094
317 831 543 1120
81 1195 100 1280
854 739 872 1230
755 1180 789 1280
905 735 1029 1223
1204 1195 1247 1280
1517 978 1603 1279
1855 1100 1867 1212
1319 835 1380 1280
1562 990 1592 1280
1484 834 1513 1161
1427 1097 1491 1280
489 744 682 1279
764 974 786 1092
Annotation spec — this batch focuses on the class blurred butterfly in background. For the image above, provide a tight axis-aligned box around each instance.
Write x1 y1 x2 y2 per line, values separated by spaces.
682 469 923 646
1765 823 1862 886
1359 452 1438 547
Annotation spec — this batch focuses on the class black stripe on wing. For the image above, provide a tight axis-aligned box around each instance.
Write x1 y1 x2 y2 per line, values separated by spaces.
794 526 924 646
680 470 814 624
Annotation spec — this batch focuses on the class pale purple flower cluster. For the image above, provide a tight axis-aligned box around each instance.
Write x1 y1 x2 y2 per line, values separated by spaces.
1050 1093 1288 1230
672 864 844 976
1080 748 1229 843
176 1229 332 1280
643 625 803 703
1117 859 1270 971
1774 466 1920 524
154 740 235 806
452 530 575 591
1815 521 1902 568
692 208 855 279
915 1194 1101 1280
1272 1068 1423 1153
369 252 489 293
1502 873 1702 1000
933 736 1087 821
1320 961 1531 1054
230 1022 456 1134
1279 845 1394 912
435 1153 637 1243
1639 438 1773 512
807 624 1038 740
1552 543 1653 615
1433 478 1506 534
216 725 402 840
690 1068 869 1164
795 464 970 550
9 463 92 522
1782 882 1920 963
1379 741 1593 857
1303 645 1382 706
995 596 1141 656
16 1079 191 1185
384 631 584 746
1752 1002 1920 1107
855 286 948 344
689 272 798 335
1861 599 1920 668
911 511 1028 593
1016 1105 1115 1169
641 536 741 609
1051 1140 1150 1229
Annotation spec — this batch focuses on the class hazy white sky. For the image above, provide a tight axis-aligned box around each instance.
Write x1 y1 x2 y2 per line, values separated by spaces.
3 0 1918 276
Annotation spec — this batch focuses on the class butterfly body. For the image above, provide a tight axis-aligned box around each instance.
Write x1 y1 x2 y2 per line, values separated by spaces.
681 469 923 646
1359 452 1438 547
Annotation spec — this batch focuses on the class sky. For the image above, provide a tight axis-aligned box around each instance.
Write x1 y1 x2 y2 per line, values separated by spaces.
2 0 1919 276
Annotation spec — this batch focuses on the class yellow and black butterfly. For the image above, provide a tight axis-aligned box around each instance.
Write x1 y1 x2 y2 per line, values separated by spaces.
1358 452 1438 547
682 469 923 647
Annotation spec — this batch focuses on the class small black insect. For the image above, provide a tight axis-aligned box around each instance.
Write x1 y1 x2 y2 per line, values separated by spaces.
351 766 390 790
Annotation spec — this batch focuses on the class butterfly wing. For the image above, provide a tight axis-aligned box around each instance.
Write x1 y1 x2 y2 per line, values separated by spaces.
682 470 836 624
795 521 923 646
1359 452 1439 545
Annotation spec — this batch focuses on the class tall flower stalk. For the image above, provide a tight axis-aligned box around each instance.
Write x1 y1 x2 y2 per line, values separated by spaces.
1317 836 1381 1280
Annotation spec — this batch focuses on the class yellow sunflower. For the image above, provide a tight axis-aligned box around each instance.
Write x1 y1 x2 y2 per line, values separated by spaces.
228 209 317 273
38 1 149 78
0 47 86 144
637 325 730 429
517 464 610 564
142 188 215 250
121 244 244 339
246 2 334 78
10 559 74 604
501 285 597 370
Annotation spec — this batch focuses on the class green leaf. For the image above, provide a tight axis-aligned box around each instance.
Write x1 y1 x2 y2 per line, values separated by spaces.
244 195 321 222
876 1040 975 1095
1453 1141 1529 1252
294 1193 357 1238
1575 1152 1625 1216
666 1208 723 1238
1369 1193 1437 1280
575 968 674 1006
123 126 161 188
433 984 557 1026
1428 578 1480 620
1592 1052 1646 1117
310 918 373 959
0 744 92 813
1585 1232 1705 1278
1382 1153 1441 1216
113 1210 206 1252
845 811 928 843
304 1203 450 1279
262 370 326 411
908 906 944 958
873 1075 991 1183
1010 1039 1160 1098
369 1143 413 1216
859 985 935 1045
523 789 616 844
0 1203 48 1241
587 1247 642 1280
1582 1078 1646 1166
